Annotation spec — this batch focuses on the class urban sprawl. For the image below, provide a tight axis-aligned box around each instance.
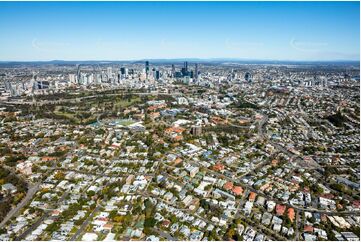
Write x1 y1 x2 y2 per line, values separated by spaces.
0 60 359 241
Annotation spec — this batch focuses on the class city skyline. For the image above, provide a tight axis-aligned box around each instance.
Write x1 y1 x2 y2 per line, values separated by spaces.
0 1 360 61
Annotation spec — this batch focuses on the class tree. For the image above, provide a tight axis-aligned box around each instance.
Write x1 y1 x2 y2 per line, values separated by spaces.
209 229 218 240
113 216 124 223
133 205 142 215
54 171 65 180
169 214 177 223
109 210 117 220
330 183 346 193
225 228 236 240
200 199 210 210
311 184 324 194
283 214 292 227
5 155 26 167
144 199 155 218
144 217 156 228
145 134 153 146
45 222 60 232
308 216 316 223
87 190 95 197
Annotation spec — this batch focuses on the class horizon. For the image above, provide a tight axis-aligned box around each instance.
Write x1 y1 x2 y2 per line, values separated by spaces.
0 58 360 64
0 1 360 61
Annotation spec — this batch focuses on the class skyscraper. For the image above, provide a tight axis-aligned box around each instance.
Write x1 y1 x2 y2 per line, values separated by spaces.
69 74 76 84
171 64 175 77
4 81 11 91
107 67 113 81
76 64 81 84
195 63 199 80
181 61 189 77
245 72 252 82
155 70 160 80
145 61 150 78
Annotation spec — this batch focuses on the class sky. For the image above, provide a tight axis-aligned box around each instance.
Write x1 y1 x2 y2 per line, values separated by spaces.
0 1 359 61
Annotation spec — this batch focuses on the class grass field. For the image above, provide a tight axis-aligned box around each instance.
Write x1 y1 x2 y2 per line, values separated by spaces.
113 96 141 108
54 106 96 124
53 95 141 124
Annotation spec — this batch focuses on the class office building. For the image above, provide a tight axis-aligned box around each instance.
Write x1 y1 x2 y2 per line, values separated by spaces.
145 61 150 78
195 63 199 80
245 72 252 82
155 70 160 80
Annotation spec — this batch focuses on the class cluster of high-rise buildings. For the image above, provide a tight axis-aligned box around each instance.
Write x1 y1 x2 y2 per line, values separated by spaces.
172 62 199 81
0 61 359 99
0 61 205 98
66 61 201 86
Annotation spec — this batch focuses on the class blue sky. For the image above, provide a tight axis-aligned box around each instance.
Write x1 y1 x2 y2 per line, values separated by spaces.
0 1 359 61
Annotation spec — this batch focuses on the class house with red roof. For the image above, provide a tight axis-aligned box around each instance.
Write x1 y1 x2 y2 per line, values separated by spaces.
162 220 171 228
271 159 279 167
287 208 295 222
275 204 286 216
232 186 243 196
223 181 234 191
352 200 360 208
248 192 257 202
42 156 56 162
304 225 314 233
212 163 224 172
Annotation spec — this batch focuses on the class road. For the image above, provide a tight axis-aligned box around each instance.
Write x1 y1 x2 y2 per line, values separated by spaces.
258 111 320 170
236 212 286 241
0 182 41 228
70 204 101 241
51 167 156 178
16 191 69 240
295 209 301 240
70 179 112 241
152 228 177 241
0 161 59 229
255 111 359 215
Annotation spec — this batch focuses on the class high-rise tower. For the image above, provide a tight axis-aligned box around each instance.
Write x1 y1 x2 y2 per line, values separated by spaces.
145 61 150 78
171 64 175 77
195 63 199 80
